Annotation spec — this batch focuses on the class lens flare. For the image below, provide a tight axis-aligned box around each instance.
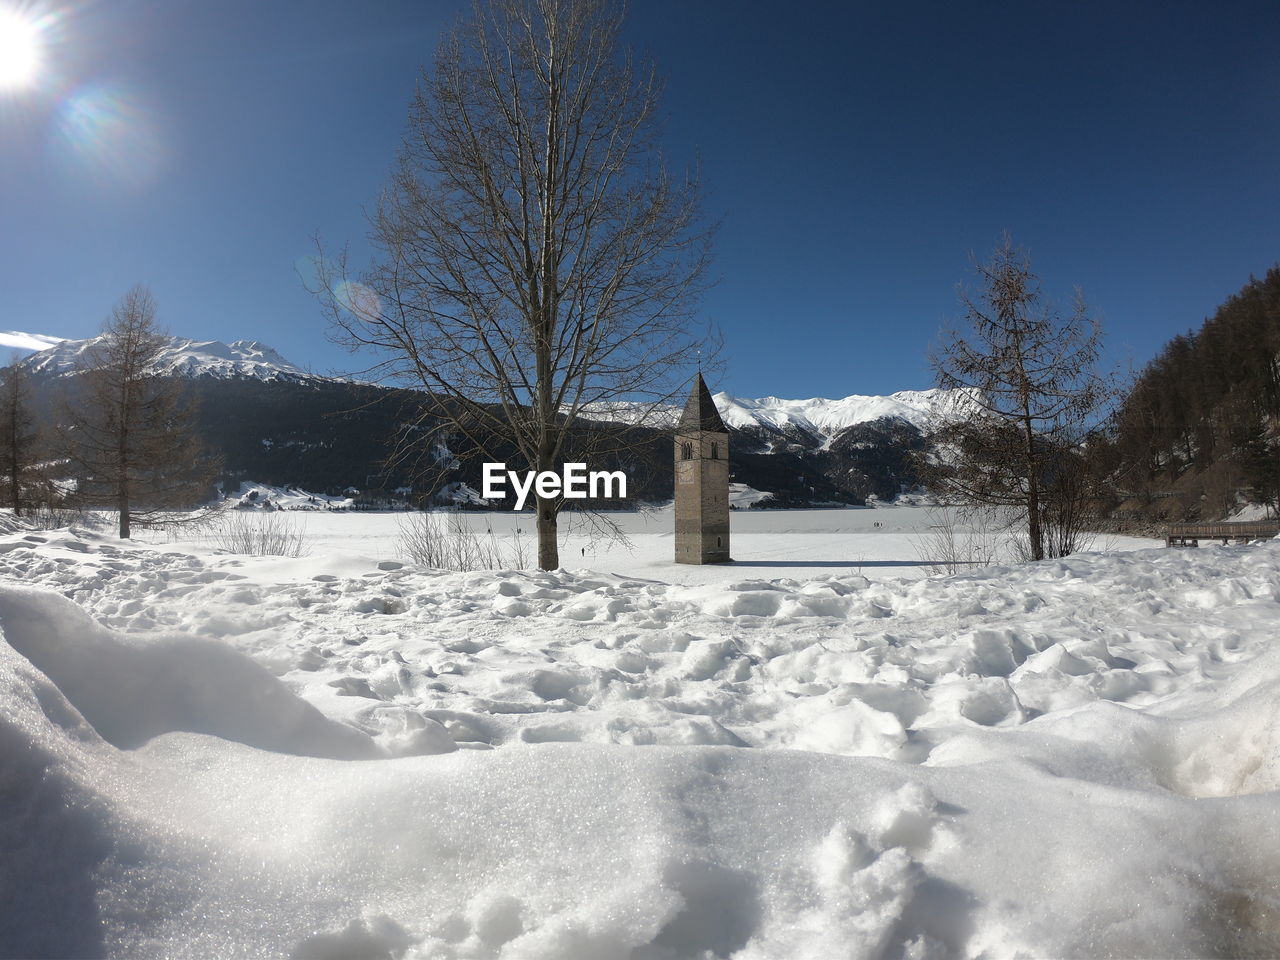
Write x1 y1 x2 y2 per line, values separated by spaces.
335 281 382 322
53 82 164 188
0 6 41 89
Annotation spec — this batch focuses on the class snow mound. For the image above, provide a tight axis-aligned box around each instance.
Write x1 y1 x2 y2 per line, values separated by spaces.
0 511 30 536
0 585 376 758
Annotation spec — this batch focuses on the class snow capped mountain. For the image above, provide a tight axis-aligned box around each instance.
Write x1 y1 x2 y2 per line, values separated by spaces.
713 388 974 442
16 333 968 505
582 387 975 444
152 339 312 380
20 335 318 382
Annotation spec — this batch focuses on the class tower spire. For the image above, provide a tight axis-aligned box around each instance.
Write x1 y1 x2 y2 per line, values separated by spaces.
674 372 731 564
679 372 728 433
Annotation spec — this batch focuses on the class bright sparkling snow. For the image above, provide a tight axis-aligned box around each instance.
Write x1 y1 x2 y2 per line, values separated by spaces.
2 508 1279 958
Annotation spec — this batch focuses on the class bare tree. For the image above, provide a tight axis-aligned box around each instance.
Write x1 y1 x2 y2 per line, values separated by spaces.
0 360 37 515
314 0 713 569
61 285 216 538
928 235 1108 561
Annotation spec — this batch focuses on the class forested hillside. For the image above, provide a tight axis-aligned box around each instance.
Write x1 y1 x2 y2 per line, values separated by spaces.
1108 267 1280 520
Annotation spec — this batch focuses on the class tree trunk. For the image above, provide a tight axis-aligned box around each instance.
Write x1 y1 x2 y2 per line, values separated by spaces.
536 495 558 570
1020 394 1044 561
118 485 131 539
118 439 130 539
7 419 17 516
1024 492 1043 560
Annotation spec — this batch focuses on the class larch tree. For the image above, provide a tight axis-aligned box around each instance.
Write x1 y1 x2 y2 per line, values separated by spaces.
929 235 1109 561
0 360 37 516
62 285 216 538
315 0 714 570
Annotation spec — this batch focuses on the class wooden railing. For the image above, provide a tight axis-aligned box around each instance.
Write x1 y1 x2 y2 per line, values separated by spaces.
1165 521 1279 547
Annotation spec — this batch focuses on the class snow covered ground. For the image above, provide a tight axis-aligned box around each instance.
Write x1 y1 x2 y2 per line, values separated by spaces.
3 508 1280 958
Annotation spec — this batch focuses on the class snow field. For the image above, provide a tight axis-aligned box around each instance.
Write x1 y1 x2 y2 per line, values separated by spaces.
1 515 1279 957
147 502 1156 586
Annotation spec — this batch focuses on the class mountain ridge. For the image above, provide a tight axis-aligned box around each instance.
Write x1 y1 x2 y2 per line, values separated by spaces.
711 388 973 446
19 335 319 383
16 333 953 506
19 333 973 437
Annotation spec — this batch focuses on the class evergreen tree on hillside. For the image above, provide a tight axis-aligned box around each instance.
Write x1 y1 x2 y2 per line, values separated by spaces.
1112 267 1280 519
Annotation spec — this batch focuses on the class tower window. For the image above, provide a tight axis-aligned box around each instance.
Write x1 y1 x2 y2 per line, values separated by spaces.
711 441 719 460
681 441 693 460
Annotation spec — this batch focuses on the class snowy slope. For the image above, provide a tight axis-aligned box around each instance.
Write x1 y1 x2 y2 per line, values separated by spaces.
0 329 66 352
713 388 970 437
219 481 355 511
20 335 318 382
2 518 1280 956
582 388 975 441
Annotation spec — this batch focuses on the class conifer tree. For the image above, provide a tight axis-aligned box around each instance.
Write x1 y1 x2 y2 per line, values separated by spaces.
61 285 216 537
929 236 1109 560
0 360 37 515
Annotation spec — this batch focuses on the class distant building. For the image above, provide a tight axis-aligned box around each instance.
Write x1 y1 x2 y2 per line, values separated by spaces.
674 373 731 564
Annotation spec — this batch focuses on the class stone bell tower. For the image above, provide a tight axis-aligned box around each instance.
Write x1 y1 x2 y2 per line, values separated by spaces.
674 373 731 564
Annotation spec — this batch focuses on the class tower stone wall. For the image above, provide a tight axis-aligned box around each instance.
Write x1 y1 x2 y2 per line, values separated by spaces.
674 374 731 564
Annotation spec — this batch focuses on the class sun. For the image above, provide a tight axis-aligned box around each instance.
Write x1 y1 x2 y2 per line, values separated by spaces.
0 7 41 90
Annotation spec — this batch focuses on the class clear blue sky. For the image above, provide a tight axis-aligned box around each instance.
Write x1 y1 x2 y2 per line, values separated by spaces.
3 0 1278 398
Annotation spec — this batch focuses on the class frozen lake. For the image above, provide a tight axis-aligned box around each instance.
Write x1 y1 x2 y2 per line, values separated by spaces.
143 503 1159 585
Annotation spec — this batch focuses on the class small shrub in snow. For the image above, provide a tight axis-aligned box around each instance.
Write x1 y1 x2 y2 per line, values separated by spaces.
397 511 529 571
911 505 1003 575
212 511 310 557
27 505 87 531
